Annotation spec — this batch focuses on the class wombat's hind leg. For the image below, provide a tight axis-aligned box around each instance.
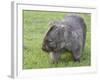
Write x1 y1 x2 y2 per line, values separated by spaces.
49 52 60 64
72 50 81 62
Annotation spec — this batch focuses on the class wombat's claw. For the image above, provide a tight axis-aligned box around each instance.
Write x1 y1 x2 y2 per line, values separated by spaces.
50 61 58 64
55 61 58 64
74 58 80 62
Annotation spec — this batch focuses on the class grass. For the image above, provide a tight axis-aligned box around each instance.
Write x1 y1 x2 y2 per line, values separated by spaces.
23 10 91 69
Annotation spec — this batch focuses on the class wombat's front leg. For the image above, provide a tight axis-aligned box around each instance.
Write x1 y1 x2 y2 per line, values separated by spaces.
49 52 60 64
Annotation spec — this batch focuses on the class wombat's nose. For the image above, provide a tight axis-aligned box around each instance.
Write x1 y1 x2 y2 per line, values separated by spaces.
42 45 50 52
42 46 45 50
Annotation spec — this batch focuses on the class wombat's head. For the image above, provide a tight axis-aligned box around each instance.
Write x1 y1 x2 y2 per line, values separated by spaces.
42 21 66 52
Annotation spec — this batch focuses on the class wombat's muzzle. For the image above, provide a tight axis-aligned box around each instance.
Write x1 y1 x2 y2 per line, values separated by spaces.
42 45 50 52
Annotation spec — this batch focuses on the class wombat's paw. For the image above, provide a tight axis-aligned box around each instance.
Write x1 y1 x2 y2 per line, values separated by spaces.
73 58 80 62
50 60 58 64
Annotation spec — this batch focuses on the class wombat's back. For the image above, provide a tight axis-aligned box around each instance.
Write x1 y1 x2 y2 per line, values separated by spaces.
64 15 86 31
64 15 87 51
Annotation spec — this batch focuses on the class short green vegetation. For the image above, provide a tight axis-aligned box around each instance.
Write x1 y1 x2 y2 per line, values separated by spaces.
23 10 91 69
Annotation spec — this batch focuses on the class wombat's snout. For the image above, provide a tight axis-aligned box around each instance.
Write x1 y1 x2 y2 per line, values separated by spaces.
42 44 50 52
42 43 46 51
42 45 45 51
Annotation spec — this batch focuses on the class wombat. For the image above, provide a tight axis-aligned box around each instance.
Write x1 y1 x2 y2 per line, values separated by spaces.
42 15 87 63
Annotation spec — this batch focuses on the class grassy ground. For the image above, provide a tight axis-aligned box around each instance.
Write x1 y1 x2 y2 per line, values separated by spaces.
23 10 91 69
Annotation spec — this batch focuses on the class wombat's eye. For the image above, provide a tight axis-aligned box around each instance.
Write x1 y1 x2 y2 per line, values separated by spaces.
48 39 52 42
48 40 52 42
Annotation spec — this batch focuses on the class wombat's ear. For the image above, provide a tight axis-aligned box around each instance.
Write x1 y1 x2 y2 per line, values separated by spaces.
46 24 55 36
48 21 54 27
48 21 57 27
